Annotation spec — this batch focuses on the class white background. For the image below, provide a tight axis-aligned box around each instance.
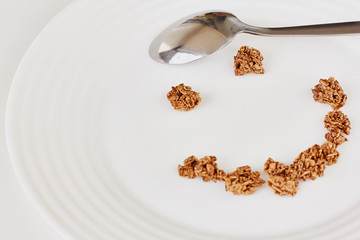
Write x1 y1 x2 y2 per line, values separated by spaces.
0 0 71 239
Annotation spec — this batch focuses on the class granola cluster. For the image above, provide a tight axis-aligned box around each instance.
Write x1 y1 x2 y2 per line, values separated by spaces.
321 142 340 166
291 144 327 181
264 141 341 196
264 158 298 196
178 156 265 195
224 166 265 195
234 46 264 76
323 111 350 146
167 83 201 111
312 77 347 110
324 110 350 133
178 156 225 182
264 158 297 179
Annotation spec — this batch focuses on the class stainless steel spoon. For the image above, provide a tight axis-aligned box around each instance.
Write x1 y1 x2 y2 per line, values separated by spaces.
149 11 360 64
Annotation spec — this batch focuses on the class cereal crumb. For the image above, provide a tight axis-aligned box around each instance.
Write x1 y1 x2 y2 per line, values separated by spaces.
224 166 265 195
291 145 326 181
267 176 299 196
324 110 351 135
167 83 201 111
234 46 264 76
312 77 347 110
178 156 225 182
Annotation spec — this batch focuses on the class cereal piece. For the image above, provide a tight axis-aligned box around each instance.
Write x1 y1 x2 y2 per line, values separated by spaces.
321 142 340 166
178 155 199 179
325 131 347 146
194 156 223 182
224 166 265 195
264 158 299 196
264 158 297 179
291 144 326 181
267 176 299 196
178 156 225 182
234 46 264 76
324 111 351 135
312 77 347 110
167 83 201 111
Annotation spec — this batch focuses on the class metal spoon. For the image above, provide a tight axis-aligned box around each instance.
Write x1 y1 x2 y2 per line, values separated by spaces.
149 11 360 64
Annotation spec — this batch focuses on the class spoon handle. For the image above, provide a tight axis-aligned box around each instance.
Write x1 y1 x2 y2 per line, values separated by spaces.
244 21 360 36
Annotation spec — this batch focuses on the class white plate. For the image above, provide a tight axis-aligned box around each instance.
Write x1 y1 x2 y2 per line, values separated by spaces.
6 0 360 239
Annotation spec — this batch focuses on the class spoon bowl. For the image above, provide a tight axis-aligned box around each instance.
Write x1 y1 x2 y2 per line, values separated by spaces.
149 12 245 64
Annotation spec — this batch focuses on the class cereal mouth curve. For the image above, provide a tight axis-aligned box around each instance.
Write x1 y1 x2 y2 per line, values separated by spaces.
178 77 350 197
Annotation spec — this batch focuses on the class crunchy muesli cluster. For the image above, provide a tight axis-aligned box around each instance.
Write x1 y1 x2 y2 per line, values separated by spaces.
178 155 225 182
324 110 350 143
324 111 351 134
264 158 297 179
264 143 341 196
321 142 340 166
178 156 265 195
234 46 264 76
167 83 201 111
291 144 326 181
264 158 299 196
312 77 347 110
224 166 265 195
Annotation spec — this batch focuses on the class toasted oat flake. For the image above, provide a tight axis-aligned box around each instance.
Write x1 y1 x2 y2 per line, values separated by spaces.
267 176 299 196
312 77 347 110
167 83 201 111
234 46 264 76
224 166 265 195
